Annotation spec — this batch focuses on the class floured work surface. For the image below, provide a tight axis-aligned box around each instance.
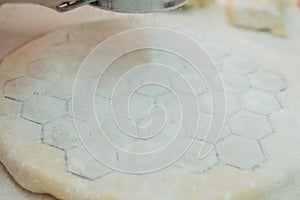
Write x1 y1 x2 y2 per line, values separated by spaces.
0 9 300 200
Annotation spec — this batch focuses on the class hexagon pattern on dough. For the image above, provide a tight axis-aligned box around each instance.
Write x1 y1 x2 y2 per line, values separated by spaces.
0 19 296 200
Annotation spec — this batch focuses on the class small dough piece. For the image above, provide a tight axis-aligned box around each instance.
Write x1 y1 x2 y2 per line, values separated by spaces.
226 0 287 36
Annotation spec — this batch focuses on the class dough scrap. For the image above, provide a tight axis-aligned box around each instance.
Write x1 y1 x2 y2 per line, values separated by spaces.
226 0 287 36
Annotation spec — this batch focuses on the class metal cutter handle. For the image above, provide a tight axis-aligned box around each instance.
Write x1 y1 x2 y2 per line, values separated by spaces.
0 0 187 13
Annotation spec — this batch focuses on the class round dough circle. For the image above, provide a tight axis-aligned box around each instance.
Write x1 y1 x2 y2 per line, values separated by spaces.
0 18 300 200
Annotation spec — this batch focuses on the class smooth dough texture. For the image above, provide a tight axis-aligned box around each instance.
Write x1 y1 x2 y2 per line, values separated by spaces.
0 164 55 200
0 13 300 200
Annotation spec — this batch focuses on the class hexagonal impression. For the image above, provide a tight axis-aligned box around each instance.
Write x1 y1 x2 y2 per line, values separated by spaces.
154 92 181 118
216 136 265 170
66 145 112 180
94 96 112 122
220 55 257 75
202 40 229 59
170 73 208 96
184 112 229 142
136 84 168 98
106 49 155 76
43 117 81 150
3 76 46 101
122 118 182 154
96 73 131 98
136 111 169 139
0 98 21 116
148 49 192 74
220 72 250 94
175 140 219 174
239 88 281 115
225 94 242 115
196 93 240 115
248 71 287 92
21 95 67 124
197 92 212 114
101 119 136 147
112 92 155 121
68 96 112 123
46 74 75 100
227 111 273 140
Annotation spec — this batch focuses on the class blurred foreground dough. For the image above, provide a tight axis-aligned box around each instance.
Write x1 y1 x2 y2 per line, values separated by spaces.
226 0 287 36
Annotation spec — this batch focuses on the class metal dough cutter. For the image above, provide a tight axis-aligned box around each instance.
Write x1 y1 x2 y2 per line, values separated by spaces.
0 0 188 13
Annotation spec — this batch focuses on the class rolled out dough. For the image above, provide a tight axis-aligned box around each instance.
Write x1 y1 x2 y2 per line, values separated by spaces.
0 17 300 200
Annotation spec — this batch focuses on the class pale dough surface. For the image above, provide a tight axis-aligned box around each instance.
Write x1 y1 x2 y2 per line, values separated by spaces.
0 6 300 200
